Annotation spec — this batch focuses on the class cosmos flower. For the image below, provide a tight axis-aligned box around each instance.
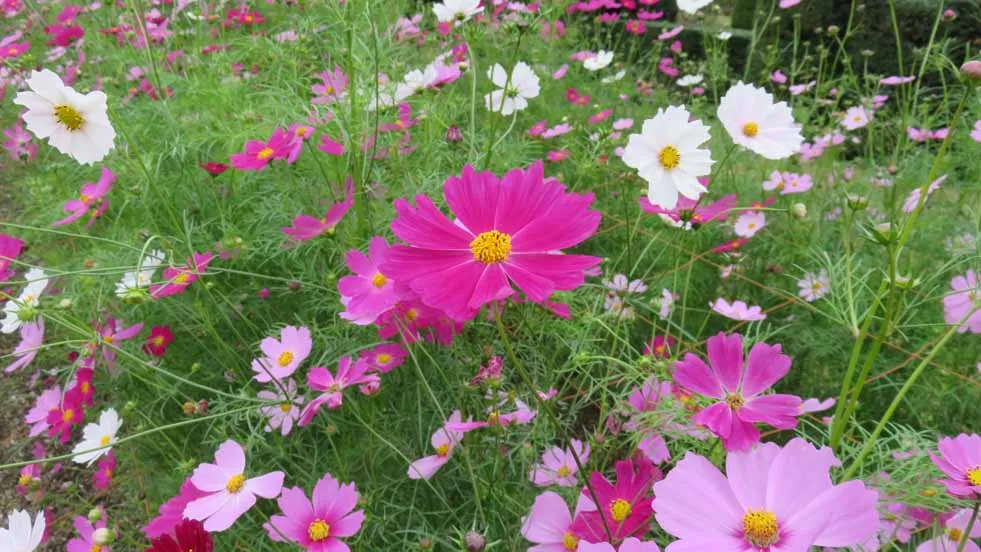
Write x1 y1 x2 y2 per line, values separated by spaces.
0 510 46 552
264 473 366 551
257 379 304 436
338 237 399 325
1 268 49 334
67 512 110 552
432 0 483 25
529 439 590 487
583 51 614 71
485 62 541 116
115 249 165 300
143 325 174 356
25 385 61 437
53 167 115 227
5 319 43 373
13 69 115 164
931 433 981 498
281 179 354 241
571 456 661 544
408 410 466 480
711 298 767 321
145 519 213 552
943 270 981 333
141 478 208 538
311 66 348 105
71 408 122 466
733 211 766 238
841 106 871 130
520 491 587 551
798 270 831 302
149 252 214 298
299 357 379 426
717 82 803 159
359 343 406 373
250 326 313 383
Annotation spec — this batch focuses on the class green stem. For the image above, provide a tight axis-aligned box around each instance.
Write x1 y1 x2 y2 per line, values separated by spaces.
956 503 980 552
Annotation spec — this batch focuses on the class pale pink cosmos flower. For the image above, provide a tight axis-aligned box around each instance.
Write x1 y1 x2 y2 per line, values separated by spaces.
653 438 879 550
778 0 801 7
520 491 587 551
5 319 43 373
281 179 354 241
552 64 569 80
445 400 537 434
658 25 683 40
603 274 647 294
257 379 304 436
612 118 634 130
780 172 813 194
67 511 110 552
789 80 815 95
251 326 312 382
299 357 379 426
930 433 981 498
842 106 871 130
915 508 981 552
311 66 347 104
529 439 589 487
542 123 572 138
943 270 981 333
798 270 831 302
673 332 801 450
25 384 61 437
711 298 767 321
408 410 466 480
880 75 915 86
770 70 787 84
264 473 365 551
799 397 836 414
53 167 115 227
902 175 946 213
971 120 981 142
733 211 766 238
184 440 284 532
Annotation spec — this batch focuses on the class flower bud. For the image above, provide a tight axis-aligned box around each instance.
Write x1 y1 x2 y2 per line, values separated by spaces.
872 222 894 244
92 528 114 545
418 537 433 550
464 530 486 552
87 508 102 523
942 8 956 21
846 194 868 210
446 125 463 143
961 60 981 81
791 203 807 219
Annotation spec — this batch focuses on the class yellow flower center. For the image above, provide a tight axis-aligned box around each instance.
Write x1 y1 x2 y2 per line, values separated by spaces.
308 519 330 541
742 122 760 137
296 127 309 137
54 104 85 131
257 147 275 160
80 194 92 203
435 443 451 457
376 353 392 365
743 509 779 547
102 335 114 344
853 115 862 122
244 14 254 23
277 351 294 367
557 466 571 477
174 272 190 284
658 145 681 170
812 282 823 291
81 382 91 394
967 466 981 486
280 402 292 412
487 411 501 426
152 336 164 346
562 532 579 551
371 273 387 288
7 47 16 55
406 308 419 321
949 528 964 543
747 222 756 230
725 393 745 410
325 85 335 95
226 473 246 493
610 498 632 522
63 408 75 422
18 474 32 486
470 230 512 264
91 545 102 552
99 435 111 446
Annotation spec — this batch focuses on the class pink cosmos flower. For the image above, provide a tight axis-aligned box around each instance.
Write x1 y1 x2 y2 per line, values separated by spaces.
529 439 589 487
383 162 602 321
908 127 949 142
93 451 115 489
674 332 801 450
141 478 208 538
359 343 406 373
311 66 348 105
299 357 379 426
547 149 570 162
639 177 736 229
92 317 143 373
445 400 537 434
265 473 365 551
711 298 767 321
0 40 28 59
184 440 285 532
318 135 344 156
25 385 61 437
5 319 43 372
251 326 312 382
520 491 586 551
734 211 766 238
528 120 548 137
286 123 314 163
771 70 788 83
53 167 115 227
779 172 813 194
257 379 304 436
653 438 879 551
625 19 646 34
3 120 37 161
903 175 946 213
778 0 801 7
842 106 871 130
338 237 399 325
799 397 836 414
971 120 981 142
658 25 683 40
915 508 981 552
73 367 95 406
880 75 915 86
150 252 214 298
46 388 84 444
944 270 981 333
643 335 676 359
571 456 661 545
408 410 466 480
281 179 355 241
552 64 569 80
590 109 612 124
543 123 572 138
67 513 110 552
581 539 661 552
229 130 292 171
930 433 981 498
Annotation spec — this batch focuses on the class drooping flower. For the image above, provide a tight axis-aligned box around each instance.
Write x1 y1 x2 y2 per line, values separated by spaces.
141 479 208 538
251 326 312 383
281 179 355 241
71 407 122 465
529 439 590 488
0 510 46 552
571 456 661 545
931 433 981 499
383 162 602 321
1 268 49 334
145 519 213 552
257 379 304 436
673 332 801 450
53 167 115 227
520 491 585 551
184 440 285 532
13 69 116 164
299 357 379 426
653 438 879 551
622 105 714 209
149 252 213 298
264 473 366 551
5 319 43 373
67 512 110 552
408 410 466 480
485 62 541 116
711 298 767 321
143 325 174 356
718 82 802 159
798 270 831 302
943 270 981 333
338 237 399 325
432 0 483 25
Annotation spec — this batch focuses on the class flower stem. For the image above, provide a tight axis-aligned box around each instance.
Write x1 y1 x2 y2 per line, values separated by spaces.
956 502 980 552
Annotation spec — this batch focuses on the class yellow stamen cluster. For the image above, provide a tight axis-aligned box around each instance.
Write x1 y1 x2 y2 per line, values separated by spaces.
725 393 745 410
371 273 387 288
743 509 779 547
226 473 246 493
376 353 392 365
470 230 512 264
308 519 331 541
277 351 294 367
609 498 632 522
54 104 85 131
435 443 451 457
658 145 681 170
562 532 580 551
257 147 275 160
967 466 981 486
742 122 760 137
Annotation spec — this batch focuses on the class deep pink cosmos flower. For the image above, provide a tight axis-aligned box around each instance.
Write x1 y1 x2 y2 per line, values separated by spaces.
93 451 115 490
446 400 537 434
250 326 312 382
5 319 43 372
92 317 144 373
383 162 602 321
25 385 61 437
146 519 213 552
44 23 84 46
150 252 213 298
143 325 174 356
930 433 981 498
46 388 84 444
282 179 355 241
944 270 981 333
653 438 880 551
529 439 590 488
53 167 115 227
338 237 399 325
265 473 365 551
379 103 419 132
408 410 466 480
299 357 379 426
184 440 285 532
67 512 110 552
318 135 344 156
229 130 292 171
199 161 228 177
640 191 736 230
359 343 406 373
311 66 348 105
0 233 24 281
571 456 661 545
642 335 675 359
141 478 208 538
0 40 28 59
673 332 801 451
72 367 95 406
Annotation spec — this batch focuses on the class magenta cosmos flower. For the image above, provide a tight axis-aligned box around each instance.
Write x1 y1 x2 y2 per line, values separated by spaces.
299 357 379 426
0 233 25 281
931 433 981 498
53 167 115 227
529 439 590 488
408 410 466 480
580 538 661 552
184 440 285 532
383 162 602 321
943 269 981 333
281 179 354 241
571 457 660 545
674 332 801 451
67 512 110 552
653 438 879 551
141 478 207 538
265 473 365 552
150 252 213 298
5 319 43 373
359 343 406 373
338 237 399 325
251 325 312 382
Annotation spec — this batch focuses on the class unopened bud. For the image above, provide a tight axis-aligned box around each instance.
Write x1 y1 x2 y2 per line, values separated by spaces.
92 528 114 545
872 222 894 244
846 194 868 210
446 125 463 143
961 60 981 81
418 537 433 550
464 530 486 552
827 25 840 35
791 203 807 219
87 508 102 523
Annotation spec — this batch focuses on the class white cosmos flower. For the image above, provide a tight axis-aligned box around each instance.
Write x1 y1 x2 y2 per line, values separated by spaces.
676 74 704 87
0 510 45 552
13 69 116 165
718 31 733 40
72 408 123 466
395 65 438 101
718 81 803 159
583 50 614 71
678 0 714 14
115 249 165 298
484 61 540 116
1 268 49 334
433 0 483 25
601 70 626 84
622 105 714 209
798 270 831 302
